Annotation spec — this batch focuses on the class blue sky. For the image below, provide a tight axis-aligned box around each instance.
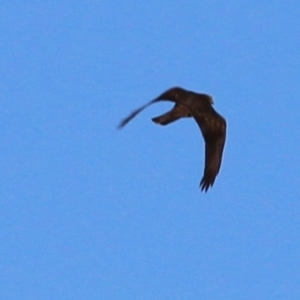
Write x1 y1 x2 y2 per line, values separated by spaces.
1 1 300 299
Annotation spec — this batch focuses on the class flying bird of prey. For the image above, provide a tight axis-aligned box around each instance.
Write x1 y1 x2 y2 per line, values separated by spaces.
118 87 226 192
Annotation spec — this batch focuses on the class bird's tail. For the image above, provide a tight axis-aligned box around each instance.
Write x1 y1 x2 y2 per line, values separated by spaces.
152 111 181 126
152 104 191 126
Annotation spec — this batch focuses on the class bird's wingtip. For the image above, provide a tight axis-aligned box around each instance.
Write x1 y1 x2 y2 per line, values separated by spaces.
199 177 214 192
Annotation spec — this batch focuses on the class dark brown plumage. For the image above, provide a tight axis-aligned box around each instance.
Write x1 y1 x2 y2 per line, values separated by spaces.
118 87 226 192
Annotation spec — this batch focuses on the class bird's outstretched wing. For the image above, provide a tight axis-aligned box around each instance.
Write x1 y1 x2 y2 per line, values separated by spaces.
118 87 182 128
200 136 225 191
118 99 158 128
197 117 226 192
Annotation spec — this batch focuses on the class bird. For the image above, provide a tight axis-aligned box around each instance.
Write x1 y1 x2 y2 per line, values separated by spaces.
118 87 226 192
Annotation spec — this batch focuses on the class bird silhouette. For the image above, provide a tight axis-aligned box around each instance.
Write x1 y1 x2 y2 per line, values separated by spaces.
118 87 226 192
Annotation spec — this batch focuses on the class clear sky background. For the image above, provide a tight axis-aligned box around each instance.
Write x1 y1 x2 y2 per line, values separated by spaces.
1 1 300 299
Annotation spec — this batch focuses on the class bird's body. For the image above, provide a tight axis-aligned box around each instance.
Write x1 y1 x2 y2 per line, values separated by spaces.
118 87 226 192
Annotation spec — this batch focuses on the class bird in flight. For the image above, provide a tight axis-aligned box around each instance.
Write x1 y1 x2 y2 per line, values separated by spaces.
118 87 226 192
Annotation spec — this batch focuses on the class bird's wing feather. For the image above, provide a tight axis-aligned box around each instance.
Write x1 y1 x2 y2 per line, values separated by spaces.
118 99 157 128
118 90 181 129
199 135 225 191
193 113 226 192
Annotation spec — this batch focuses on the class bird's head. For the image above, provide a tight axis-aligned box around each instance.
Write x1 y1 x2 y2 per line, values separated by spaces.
207 95 214 105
